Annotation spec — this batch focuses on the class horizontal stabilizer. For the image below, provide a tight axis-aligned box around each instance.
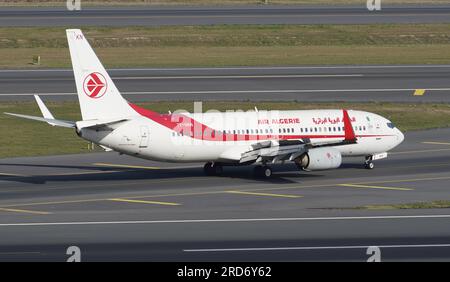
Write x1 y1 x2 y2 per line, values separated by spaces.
4 112 75 128
76 118 129 130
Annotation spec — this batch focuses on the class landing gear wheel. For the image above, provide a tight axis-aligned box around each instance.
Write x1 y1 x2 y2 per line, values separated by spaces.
254 165 273 178
204 162 223 176
262 166 272 178
364 156 375 170
364 162 375 170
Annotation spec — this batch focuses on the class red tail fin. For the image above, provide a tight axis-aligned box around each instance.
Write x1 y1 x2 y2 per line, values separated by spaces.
343 109 356 142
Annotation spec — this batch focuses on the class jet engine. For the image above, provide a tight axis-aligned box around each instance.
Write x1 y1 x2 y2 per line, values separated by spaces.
295 147 342 171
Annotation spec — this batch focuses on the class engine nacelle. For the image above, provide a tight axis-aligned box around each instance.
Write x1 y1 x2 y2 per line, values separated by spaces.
295 147 342 171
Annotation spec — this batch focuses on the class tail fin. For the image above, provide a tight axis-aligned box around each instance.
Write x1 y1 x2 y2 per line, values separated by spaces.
66 29 136 121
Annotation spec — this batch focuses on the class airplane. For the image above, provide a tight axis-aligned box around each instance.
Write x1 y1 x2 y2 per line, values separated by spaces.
4 29 405 178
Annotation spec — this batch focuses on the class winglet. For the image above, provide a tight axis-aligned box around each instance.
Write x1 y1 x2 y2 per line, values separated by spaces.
34 95 55 120
343 109 356 142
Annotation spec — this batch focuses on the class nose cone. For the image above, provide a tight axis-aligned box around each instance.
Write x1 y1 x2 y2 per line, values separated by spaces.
396 129 405 145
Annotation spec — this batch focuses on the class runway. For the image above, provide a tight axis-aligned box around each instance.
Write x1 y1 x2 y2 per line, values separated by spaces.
0 128 449 261
1 5 450 26
1 65 450 102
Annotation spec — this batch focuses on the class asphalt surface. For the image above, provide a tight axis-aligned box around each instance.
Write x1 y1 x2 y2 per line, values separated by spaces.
1 5 450 26
1 65 449 102
0 128 449 261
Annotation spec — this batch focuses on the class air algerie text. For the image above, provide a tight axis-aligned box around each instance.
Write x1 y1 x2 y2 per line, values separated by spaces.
258 118 300 125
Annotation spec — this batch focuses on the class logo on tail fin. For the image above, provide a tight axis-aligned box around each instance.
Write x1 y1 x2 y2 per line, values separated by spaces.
83 72 107 99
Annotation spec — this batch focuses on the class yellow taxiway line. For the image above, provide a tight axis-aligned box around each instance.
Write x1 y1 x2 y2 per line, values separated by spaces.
0 207 51 215
108 198 181 206
0 172 26 177
422 142 450 146
226 190 303 198
338 184 413 191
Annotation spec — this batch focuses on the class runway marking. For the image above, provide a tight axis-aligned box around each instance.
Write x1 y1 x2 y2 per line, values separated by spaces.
0 172 26 177
0 207 51 215
422 141 450 146
1 214 450 227
353 176 450 185
225 190 302 198
184 243 450 253
0 175 447 210
115 74 364 80
338 184 413 191
3 88 450 97
0 74 363 82
94 163 161 170
414 89 426 96
108 198 181 206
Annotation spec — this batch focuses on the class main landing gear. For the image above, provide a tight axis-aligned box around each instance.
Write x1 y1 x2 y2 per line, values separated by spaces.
253 165 273 178
204 162 223 176
203 162 274 178
364 156 375 170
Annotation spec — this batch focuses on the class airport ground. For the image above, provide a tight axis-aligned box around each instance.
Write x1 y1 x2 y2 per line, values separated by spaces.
0 3 449 262
1 128 450 261
0 65 449 261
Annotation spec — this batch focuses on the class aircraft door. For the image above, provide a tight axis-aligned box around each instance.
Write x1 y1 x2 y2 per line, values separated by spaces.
139 126 149 149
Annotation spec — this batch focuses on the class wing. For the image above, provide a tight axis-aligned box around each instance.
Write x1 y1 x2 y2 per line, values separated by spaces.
226 109 357 164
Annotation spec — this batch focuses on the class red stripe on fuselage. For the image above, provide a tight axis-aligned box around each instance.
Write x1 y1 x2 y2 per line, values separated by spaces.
129 103 393 142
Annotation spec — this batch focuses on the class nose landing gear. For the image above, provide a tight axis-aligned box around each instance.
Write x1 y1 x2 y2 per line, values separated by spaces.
364 156 374 169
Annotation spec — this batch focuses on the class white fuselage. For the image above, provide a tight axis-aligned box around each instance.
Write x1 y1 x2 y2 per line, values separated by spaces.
80 109 404 163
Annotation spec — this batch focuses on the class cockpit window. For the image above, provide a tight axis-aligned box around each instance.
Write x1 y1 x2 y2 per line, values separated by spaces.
387 122 395 129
